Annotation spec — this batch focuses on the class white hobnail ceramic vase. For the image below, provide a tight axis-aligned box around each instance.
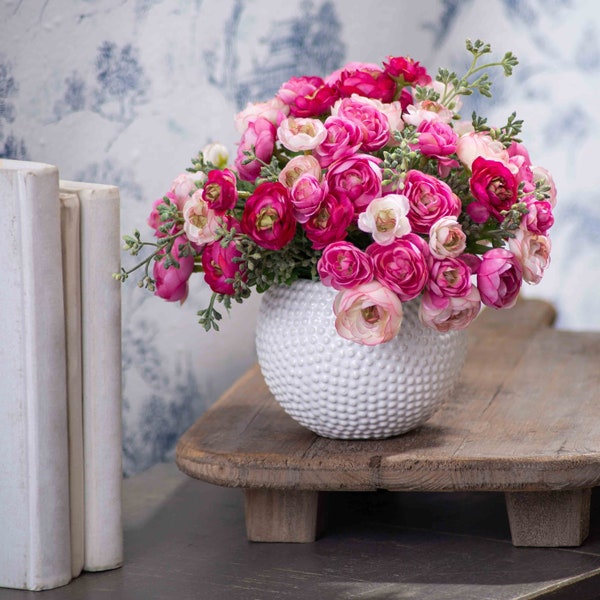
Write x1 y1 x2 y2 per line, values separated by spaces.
255 279 468 439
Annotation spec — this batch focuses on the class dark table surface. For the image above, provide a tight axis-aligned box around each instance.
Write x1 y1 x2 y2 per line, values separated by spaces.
0 462 598 600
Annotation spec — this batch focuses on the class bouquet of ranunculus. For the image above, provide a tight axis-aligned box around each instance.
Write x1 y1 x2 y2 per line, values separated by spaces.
118 39 556 345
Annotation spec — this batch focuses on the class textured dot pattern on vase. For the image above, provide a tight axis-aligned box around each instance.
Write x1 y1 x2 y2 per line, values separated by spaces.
256 280 467 439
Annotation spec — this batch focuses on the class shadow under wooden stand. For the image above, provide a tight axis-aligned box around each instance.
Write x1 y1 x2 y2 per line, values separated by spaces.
176 299 600 547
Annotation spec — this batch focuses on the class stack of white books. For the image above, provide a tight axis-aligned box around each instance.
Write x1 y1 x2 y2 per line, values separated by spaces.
0 160 123 591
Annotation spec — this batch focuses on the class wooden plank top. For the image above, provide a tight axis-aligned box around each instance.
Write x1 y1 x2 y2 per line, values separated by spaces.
176 299 600 493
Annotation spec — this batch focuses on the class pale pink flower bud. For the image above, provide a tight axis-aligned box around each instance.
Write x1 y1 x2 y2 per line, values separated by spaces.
508 228 551 285
182 190 220 246
169 172 206 207
234 97 289 134
429 217 467 259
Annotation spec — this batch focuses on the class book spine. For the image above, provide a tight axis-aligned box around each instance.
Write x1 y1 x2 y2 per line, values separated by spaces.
59 192 85 579
0 160 72 590
60 181 123 572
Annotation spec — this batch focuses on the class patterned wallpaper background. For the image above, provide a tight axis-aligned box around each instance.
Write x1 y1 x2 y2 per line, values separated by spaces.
1 0 598 475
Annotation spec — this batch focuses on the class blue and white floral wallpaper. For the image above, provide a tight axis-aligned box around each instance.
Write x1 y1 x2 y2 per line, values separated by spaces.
1 0 598 475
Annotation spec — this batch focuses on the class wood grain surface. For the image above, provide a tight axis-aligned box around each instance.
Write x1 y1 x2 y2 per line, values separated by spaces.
176 299 600 494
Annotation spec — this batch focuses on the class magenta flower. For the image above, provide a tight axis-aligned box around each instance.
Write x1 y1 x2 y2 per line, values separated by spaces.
367 234 429 301
153 236 195 303
241 182 296 250
201 240 245 296
477 248 522 309
336 66 396 103
313 116 363 167
317 241 374 290
235 117 276 183
383 56 432 86
469 157 518 223
277 76 338 117
403 170 461 234
303 192 354 250
202 168 238 214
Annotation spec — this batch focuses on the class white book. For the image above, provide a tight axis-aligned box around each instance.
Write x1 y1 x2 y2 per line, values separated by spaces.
59 192 85 579
60 180 123 572
0 160 72 590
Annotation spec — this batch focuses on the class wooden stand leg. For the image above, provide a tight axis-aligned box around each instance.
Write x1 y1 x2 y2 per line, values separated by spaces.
505 489 591 547
244 489 323 543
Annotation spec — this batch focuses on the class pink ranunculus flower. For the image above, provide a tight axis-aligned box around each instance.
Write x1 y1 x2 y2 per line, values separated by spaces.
357 194 411 245
241 182 296 250
201 239 245 296
477 248 522 309
153 236 195 303
428 217 467 259
326 154 382 217
333 280 404 346
427 257 473 298
183 191 220 246
317 241 374 290
419 286 481 332
403 170 461 234
277 76 338 117
235 117 276 183
469 157 519 223
508 228 551 285
416 119 458 157
169 172 206 206
148 192 181 238
303 192 354 250
332 96 391 151
532 165 558 208
523 197 554 235
313 116 363 167
383 55 432 86
335 65 396 103
507 141 534 184
202 168 238 214
367 234 429 302
278 154 322 189
290 174 326 223
277 117 327 152
456 131 509 171
234 97 289 134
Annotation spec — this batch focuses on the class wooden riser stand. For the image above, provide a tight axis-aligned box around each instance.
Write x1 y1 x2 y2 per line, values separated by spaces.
177 299 600 548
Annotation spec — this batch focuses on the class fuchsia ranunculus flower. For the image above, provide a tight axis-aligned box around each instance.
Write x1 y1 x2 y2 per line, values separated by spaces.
403 170 461 234
416 120 458 157
290 174 326 223
477 248 522 309
235 117 276 182
333 280 404 346
523 198 554 235
201 239 245 296
153 236 195 303
241 182 296 250
317 241 374 290
419 287 481 332
303 192 354 250
277 76 338 117
469 157 519 223
367 233 429 302
202 168 238 214
314 116 363 167
383 55 432 85
336 65 396 103
427 257 472 298
326 154 382 217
